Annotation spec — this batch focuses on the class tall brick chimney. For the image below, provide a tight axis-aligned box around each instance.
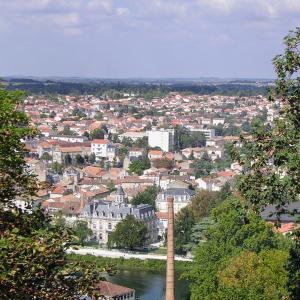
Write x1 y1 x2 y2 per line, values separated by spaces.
166 196 175 300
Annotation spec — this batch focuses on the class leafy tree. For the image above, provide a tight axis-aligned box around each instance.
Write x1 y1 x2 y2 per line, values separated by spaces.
286 229 300 300
133 137 148 148
83 131 90 139
72 220 93 245
231 28 300 218
223 122 241 136
64 153 72 166
174 206 195 254
94 112 103 121
129 158 150 175
0 88 105 299
60 125 76 136
241 120 251 133
108 215 147 250
188 150 195 160
131 186 158 208
118 146 128 161
184 217 214 252
51 162 64 174
121 137 133 147
88 153 96 164
90 128 105 139
106 180 116 192
184 197 290 299
75 154 85 165
218 250 289 300
40 152 52 161
192 152 213 178
191 190 220 221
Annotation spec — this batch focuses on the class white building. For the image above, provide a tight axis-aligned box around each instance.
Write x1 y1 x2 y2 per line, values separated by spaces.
147 129 174 152
80 186 158 245
91 139 116 162
156 188 195 214
190 128 215 139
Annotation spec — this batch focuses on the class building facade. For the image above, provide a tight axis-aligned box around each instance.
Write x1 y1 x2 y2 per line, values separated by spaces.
80 186 158 245
156 188 195 214
91 139 116 162
147 129 174 152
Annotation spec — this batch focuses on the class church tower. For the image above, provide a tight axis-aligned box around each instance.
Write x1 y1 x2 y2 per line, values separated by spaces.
115 185 127 204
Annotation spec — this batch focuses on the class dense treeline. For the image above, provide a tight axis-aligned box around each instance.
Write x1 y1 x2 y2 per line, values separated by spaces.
67 254 191 272
2 78 268 96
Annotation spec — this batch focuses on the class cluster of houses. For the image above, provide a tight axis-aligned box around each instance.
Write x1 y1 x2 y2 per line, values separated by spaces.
20 91 294 247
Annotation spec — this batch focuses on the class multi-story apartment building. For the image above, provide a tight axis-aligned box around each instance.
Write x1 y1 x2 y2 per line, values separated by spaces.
156 187 195 214
80 186 158 245
147 129 174 152
91 139 116 162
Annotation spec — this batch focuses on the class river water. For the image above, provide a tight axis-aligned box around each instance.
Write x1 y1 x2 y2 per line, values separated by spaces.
107 270 190 300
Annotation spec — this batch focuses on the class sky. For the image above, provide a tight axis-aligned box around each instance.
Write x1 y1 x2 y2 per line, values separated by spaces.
0 0 299 79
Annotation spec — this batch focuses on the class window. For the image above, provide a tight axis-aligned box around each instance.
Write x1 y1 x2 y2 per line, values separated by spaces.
108 223 112 230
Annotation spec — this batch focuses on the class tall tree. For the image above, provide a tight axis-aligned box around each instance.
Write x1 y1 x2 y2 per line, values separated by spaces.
231 28 300 219
108 215 147 250
131 186 158 208
0 88 105 299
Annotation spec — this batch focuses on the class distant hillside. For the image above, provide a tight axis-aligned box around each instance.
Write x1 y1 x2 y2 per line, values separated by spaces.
1 78 269 97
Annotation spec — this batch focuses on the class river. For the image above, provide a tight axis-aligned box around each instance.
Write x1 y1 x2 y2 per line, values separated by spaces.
107 270 190 300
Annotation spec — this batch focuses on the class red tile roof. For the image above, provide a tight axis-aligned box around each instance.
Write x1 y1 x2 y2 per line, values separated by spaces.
95 281 134 297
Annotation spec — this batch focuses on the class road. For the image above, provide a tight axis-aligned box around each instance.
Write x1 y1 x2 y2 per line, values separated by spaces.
67 247 193 262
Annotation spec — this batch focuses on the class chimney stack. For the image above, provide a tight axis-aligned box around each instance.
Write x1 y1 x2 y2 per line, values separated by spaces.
166 196 175 300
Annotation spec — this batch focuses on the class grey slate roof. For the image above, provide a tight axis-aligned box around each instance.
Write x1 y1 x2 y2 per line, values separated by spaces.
162 188 195 197
261 202 300 222
82 200 154 220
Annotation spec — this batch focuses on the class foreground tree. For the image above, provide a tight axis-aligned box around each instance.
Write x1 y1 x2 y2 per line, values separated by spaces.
185 197 290 299
232 28 300 218
131 185 158 208
72 220 93 245
108 215 147 250
0 88 105 299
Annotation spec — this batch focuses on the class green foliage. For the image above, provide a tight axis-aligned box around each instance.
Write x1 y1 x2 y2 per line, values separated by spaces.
184 217 214 252
60 125 76 136
184 197 290 299
41 152 52 161
88 153 96 164
90 128 105 139
0 88 107 299
75 154 85 165
108 215 147 250
223 122 241 136
72 220 93 245
218 250 289 300
286 229 300 299
118 146 128 161
0 89 37 205
231 28 300 218
174 126 206 150
64 153 72 166
174 206 196 254
131 186 158 208
51 162 64 174
94 112 103 121
106 180 116 192
191 190 221 221
128 158 151 175
68 254 191 273
192 152 213 178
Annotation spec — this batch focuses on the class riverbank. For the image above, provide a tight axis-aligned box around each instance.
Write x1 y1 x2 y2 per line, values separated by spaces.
67 247 192 261
67 253 192 272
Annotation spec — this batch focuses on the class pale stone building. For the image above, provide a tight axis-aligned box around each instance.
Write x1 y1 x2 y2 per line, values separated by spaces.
80 186 158 245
